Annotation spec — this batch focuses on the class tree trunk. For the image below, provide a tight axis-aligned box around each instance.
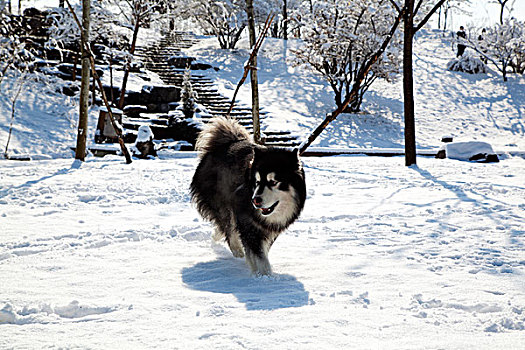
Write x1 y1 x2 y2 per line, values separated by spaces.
117 11 141 110
499 1 506 25
403 0 417 166
245 0 261 144
283 0 288 40
75 0 90 161
438 6 441 29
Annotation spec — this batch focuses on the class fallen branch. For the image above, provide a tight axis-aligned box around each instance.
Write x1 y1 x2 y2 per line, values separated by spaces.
226 13 275 117
298 7 406 155
65 0 132 164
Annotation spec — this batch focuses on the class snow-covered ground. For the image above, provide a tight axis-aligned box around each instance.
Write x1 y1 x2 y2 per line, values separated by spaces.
1 155 524 348
1 14 525 348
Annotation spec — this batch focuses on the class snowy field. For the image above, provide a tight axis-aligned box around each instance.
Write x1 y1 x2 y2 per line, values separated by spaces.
1 154 524 348
1 6 525 347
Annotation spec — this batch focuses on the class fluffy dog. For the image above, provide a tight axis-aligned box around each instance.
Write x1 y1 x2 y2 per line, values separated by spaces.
190 118 306 275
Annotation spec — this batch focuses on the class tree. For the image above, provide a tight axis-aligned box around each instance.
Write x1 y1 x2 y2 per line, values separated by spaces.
491 0 510 25
181 67 198 118
76 0 90 161
245 0 261 144
112 0 157 109
298 2 406 154
294 0 403 113
180 0 247 49
465 18 525 81
389 0 464 166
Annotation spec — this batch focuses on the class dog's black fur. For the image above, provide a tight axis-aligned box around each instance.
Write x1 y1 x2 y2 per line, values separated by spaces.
190 118 306 275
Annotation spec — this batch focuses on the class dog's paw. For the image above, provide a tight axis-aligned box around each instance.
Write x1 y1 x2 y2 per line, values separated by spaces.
231 247 245 258
246 252 272 276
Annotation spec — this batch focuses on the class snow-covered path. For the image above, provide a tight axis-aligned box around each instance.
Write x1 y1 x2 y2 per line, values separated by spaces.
1 155 524 348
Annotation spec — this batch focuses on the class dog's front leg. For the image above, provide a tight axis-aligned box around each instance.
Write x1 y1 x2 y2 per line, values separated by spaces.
244 240 272 276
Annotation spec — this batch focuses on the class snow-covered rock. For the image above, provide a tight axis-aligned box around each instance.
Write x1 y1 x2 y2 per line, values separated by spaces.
445 141 498 162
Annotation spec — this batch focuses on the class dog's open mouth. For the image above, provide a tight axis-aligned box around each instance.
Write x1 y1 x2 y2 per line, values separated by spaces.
259 201 279 216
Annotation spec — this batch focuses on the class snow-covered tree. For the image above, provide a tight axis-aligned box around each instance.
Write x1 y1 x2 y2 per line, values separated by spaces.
293 0 403 112
253 0 300 39
180 67 198 118
178 0 247 49
466 18 525 81
46 1 127 62
0 12 35 84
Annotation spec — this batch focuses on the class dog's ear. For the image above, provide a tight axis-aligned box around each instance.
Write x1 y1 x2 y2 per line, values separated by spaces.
292 148 303 172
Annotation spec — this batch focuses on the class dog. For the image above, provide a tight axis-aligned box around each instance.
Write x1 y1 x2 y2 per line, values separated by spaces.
190 117 306 275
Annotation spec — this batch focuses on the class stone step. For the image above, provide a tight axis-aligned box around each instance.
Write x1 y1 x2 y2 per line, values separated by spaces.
129 32 302 149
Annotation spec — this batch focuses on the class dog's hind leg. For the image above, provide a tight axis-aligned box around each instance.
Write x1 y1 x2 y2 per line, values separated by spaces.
227 229 245 258
225 213 244 258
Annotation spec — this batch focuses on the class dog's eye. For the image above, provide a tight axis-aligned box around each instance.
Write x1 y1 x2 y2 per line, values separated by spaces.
255 180 260 186
268 180 278 187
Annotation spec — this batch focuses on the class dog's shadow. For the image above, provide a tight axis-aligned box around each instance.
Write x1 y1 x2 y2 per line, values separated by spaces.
181 249 310 310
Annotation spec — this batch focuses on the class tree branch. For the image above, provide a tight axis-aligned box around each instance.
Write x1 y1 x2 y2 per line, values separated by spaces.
414 0 446 33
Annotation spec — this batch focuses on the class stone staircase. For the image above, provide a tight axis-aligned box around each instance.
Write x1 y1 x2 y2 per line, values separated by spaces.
131 31 300 148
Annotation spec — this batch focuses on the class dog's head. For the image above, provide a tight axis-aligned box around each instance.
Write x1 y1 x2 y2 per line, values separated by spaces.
250 147 306 225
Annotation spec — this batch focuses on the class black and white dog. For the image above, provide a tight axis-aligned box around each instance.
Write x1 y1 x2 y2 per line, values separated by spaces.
190 118 306 275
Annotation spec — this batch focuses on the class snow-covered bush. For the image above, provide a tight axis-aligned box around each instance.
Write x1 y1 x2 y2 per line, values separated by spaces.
466 18 525 81
447 54 487 74
293 0 402 112
180 67 198 118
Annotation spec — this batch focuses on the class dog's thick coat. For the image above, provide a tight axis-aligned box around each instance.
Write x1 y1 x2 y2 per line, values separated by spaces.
190 118 306 275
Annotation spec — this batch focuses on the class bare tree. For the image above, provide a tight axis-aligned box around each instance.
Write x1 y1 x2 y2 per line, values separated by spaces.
245 0 261 144
4 74 24 159
75 0 90 161
389 0 465 166
117 0 154 110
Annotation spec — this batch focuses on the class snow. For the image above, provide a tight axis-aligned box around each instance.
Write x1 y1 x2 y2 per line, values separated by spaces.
134 125 154 143
1 9 525 347
445 141 495 161
185 30 525 152
1 155 524 348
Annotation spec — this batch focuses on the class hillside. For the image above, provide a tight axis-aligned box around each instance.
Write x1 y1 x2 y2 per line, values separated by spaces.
1 29 525 157
186 29 525 152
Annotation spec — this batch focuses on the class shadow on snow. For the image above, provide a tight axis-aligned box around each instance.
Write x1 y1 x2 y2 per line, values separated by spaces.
181 257 310 311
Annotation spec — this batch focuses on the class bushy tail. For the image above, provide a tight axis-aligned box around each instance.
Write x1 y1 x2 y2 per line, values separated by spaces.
195 117 251 157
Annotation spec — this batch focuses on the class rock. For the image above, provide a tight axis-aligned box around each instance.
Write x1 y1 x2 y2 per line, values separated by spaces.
441 141 499 162
123 105 148 118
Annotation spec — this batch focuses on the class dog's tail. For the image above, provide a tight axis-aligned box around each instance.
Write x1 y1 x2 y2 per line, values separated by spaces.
195 117 251 157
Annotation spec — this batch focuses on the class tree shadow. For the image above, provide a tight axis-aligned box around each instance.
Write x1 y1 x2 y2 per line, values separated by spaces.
0 160 81 199
181 257 310 311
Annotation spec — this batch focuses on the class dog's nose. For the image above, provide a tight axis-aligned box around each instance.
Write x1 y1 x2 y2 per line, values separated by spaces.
252 196 263 206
